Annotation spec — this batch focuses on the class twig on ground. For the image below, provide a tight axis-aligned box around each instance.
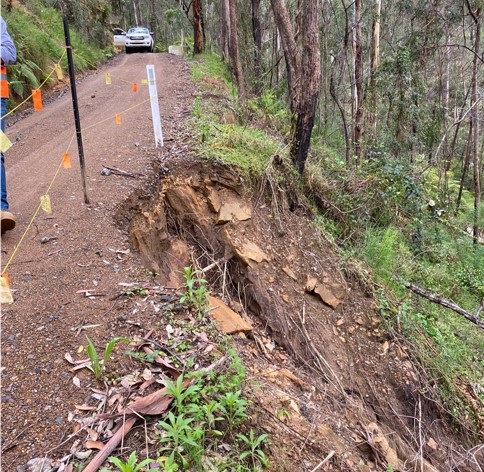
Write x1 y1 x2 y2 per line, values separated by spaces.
309 450 335 472
83 416 137 472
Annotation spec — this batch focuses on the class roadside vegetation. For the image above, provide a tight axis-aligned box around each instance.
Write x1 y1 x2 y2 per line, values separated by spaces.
5 2 110 102
72 267 268 472
189 54 484 439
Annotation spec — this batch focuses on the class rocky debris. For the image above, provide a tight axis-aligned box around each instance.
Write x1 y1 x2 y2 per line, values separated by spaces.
306 275 346 309
282 266 297 280
217 198 251 224
207 295 253 334
223 229 270 267
164 238 191 288
262 367 306 389
206 187 222 213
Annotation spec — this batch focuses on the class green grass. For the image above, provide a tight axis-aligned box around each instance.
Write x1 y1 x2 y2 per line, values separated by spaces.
190 53 234 92
198 123 279 177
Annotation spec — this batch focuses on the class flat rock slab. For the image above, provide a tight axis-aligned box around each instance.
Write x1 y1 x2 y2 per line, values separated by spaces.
217 200 252 224
207 295 253 334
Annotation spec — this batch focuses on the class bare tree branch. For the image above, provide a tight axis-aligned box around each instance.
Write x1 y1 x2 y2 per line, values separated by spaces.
404 282 484 329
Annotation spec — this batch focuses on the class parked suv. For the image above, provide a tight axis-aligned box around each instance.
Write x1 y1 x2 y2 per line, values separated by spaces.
125 27 154 53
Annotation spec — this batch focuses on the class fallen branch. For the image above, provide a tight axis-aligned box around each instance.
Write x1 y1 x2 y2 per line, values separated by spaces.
405 282 484 329
310 450 336 472
82 416 136 472
101 166 141 178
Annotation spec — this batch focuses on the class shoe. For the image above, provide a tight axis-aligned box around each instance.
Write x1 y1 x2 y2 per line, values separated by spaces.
1 211 16 234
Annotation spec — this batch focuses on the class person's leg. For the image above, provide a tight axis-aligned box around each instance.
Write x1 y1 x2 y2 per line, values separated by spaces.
1 97 15 234
1 97 8 211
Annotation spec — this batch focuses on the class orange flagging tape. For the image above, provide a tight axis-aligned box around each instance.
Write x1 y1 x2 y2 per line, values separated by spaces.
62 152 72 169
33 89 43 111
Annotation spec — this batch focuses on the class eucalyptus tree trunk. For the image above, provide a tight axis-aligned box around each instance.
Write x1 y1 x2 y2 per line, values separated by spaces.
179 0 204 54
270 0 298 113
353 0 363 163
251 0 262 94
193 0 203 53
228 0 246 103
271 0 321 174
220 0 230 61
292 0 321 173
467 2 481 246
367 0 381 145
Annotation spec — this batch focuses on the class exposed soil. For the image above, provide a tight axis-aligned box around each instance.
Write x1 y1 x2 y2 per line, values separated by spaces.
0 53 482 471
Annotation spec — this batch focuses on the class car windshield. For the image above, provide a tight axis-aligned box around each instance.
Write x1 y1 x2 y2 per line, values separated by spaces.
128 28 149 35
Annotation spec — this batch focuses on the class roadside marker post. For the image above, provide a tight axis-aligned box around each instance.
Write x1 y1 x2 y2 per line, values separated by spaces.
146 65 164 147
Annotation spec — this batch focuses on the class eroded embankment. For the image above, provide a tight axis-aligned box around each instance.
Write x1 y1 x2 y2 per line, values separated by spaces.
116 159 481 471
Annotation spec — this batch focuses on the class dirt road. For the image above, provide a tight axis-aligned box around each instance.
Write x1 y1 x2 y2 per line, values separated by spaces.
1 52 194 466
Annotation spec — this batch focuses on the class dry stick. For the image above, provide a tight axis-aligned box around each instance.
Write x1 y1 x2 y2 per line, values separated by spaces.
296 312 346 394
83 417 137 472
257 403 326 453
418 397 424 472
404 282 484 329
309 450 336 472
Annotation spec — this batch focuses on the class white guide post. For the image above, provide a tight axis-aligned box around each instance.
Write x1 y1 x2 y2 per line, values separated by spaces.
146 64 164 147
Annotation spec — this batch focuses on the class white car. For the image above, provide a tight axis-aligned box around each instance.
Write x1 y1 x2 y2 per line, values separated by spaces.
125 27 154 53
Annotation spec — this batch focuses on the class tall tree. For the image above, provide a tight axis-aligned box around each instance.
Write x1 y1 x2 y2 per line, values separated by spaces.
251 0 262 93
466 1 481 245
352 0 363 163
178 0 204 53
271 0 321 174
367 0 381 144
228 0 246 103
220 0 230 61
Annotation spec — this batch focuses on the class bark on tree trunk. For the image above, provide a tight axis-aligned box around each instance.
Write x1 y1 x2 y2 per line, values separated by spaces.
468 5 481 246
193 0 204 54
220 0 230 62
271 0 321 174
367 0 381 145
353 0 364 163
228 0 246 103
456 120 473 213
270 0 298 113
291 0 321 173
251 0 263 94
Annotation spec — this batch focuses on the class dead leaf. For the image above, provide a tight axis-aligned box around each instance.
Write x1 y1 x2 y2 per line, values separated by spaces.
73 376 81 388
427 437 438 450
203 344 214 354
75 404 97 411
65 352 75 364
85 440 104 450
75 450 92 460
124 387 175 415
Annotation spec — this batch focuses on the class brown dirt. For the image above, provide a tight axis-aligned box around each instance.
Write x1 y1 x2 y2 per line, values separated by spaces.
0 53 482 471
